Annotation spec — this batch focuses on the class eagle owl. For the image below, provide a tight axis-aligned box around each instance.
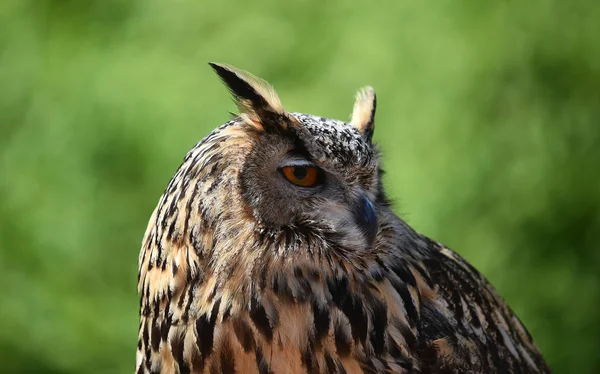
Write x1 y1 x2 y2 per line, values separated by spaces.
137 63 550 374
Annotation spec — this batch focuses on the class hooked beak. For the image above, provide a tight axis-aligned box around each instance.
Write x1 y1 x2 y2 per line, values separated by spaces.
352 195 378 247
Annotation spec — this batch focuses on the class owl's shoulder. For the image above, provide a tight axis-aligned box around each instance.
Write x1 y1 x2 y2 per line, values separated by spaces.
378 236 550 373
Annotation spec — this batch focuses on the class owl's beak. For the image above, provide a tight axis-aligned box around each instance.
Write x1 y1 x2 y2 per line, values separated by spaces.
352 195 378 247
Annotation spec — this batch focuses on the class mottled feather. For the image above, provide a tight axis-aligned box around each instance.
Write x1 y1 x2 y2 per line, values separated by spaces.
136 64 550 374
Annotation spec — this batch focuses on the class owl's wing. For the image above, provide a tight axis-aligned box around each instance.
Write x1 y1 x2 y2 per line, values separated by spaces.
379 238 550 373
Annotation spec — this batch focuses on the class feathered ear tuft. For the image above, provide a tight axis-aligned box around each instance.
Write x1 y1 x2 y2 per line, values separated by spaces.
209 62 289 129
350 86 376 141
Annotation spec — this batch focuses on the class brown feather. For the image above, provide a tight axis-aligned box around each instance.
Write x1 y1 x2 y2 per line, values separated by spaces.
136 65 550 374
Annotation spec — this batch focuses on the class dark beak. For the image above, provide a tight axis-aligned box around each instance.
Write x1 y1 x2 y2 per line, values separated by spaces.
352 195 378 246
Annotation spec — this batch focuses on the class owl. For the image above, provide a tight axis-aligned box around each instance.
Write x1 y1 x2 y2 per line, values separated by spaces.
136 63 550 374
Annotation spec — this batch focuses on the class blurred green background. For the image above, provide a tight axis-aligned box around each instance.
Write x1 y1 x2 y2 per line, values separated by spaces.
1 0 599 373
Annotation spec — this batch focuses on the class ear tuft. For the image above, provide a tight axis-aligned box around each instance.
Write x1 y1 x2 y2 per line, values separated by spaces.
209 62 285 120
350 86 376 141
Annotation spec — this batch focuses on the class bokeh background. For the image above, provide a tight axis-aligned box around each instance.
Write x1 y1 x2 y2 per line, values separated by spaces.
1 0 599 373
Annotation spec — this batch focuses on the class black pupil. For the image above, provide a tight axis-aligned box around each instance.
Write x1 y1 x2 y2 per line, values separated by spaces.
293 167 308 179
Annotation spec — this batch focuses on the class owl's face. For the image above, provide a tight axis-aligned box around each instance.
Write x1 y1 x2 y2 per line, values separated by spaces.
238 110 381 252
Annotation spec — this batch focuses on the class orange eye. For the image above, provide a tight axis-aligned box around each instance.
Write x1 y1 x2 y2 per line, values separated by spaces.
281 165 319 187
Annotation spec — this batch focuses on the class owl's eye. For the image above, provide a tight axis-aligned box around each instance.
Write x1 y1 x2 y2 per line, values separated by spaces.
281 165 321 187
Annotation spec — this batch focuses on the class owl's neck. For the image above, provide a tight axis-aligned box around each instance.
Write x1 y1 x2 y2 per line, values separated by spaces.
138 208 399 326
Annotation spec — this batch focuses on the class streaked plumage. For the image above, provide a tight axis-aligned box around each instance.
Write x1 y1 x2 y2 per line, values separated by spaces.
136 63 550 373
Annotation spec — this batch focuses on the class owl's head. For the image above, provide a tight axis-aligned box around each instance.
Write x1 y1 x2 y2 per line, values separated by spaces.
147 64 387 274
215 63 384 250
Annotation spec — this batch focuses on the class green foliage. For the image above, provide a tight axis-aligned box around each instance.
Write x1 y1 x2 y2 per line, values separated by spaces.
1 0 598 372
